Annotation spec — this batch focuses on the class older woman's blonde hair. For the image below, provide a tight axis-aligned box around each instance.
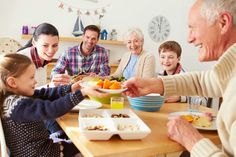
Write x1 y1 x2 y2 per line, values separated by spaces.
123 28 144 43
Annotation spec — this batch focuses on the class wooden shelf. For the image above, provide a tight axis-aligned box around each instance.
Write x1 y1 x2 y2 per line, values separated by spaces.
21 34 125 45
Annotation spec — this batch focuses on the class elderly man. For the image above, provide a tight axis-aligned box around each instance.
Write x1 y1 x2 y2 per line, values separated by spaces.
124 0 236 156
51 25 110 85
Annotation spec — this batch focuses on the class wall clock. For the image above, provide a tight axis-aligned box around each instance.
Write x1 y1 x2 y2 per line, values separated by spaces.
148 15 170 42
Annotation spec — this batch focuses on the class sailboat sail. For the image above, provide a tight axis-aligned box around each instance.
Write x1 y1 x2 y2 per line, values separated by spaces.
72 16 84 37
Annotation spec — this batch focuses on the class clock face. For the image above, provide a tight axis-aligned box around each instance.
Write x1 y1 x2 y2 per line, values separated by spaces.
148 16 170 42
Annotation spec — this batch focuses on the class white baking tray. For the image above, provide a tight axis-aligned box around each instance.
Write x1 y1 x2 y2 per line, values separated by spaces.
78 109 151 140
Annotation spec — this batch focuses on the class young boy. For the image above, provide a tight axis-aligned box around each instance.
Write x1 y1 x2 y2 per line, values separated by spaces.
158 41 221 110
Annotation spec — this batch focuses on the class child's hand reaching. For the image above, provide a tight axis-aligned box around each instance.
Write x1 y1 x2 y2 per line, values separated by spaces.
81 86 109 98
71 81 109 98
71 81 82 92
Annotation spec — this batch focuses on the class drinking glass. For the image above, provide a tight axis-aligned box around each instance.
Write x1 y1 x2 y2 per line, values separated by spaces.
187 97 200 112
110 97 124 109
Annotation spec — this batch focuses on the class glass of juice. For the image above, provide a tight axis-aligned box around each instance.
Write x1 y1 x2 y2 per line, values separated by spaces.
110 97 124 109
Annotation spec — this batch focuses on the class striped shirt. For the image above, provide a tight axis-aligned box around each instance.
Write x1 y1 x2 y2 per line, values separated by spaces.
51 43 110 77
158 63 222 109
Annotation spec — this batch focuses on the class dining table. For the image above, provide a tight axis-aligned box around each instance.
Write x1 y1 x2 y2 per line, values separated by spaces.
57 101 220 157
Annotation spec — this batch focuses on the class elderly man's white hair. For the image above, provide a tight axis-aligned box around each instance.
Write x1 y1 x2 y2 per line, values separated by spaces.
200 0 236 26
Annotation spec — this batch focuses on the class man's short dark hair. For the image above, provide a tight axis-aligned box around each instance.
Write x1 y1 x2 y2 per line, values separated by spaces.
83 25 100 39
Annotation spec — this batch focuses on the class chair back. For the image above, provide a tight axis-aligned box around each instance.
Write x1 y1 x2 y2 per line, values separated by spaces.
0 37 22 55
0 118 10 157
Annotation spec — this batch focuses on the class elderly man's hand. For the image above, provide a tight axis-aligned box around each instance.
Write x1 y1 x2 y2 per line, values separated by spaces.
123 77 164 97
167 117 204 151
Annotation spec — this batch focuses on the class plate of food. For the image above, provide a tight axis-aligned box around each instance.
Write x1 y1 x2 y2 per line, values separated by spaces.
79 79 127 94
72 99 102 111
168 111 216 131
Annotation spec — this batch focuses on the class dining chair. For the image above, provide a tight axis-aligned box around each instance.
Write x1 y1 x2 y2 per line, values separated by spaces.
0 118 10 157
0 37 18 157
0 37 22 55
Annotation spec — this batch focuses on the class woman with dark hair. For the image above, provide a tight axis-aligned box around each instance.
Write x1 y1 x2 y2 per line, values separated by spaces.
17 23 66 134
18 23 70 87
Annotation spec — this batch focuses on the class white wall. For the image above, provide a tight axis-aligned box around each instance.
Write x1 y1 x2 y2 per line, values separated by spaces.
0 0 216 72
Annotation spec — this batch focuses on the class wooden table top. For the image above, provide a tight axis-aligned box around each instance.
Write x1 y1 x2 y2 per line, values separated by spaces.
57 102 220 157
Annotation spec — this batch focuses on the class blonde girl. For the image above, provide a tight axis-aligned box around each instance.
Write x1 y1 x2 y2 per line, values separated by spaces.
0 53 106 157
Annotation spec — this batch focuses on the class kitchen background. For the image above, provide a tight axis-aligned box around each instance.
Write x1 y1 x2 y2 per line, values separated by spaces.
0 0 216 72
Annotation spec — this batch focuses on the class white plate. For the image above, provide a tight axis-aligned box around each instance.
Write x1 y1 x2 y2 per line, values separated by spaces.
79 81 127 94
168 111 217 131
79 81 96 88
72 100 102 111
98 88 127 94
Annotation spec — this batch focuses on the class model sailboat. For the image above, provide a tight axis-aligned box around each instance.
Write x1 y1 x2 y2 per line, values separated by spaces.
72 16 84 37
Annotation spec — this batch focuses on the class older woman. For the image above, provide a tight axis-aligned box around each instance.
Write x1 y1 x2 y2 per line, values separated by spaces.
112 28 156 79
